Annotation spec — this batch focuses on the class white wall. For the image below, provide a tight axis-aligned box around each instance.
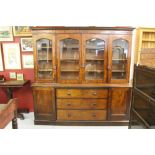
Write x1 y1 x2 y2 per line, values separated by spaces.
1 0 155 27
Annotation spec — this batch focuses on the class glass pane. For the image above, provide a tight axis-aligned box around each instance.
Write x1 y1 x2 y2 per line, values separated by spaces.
60 38 79 80
112 39 128 79
37 39 52 79
85 38 105 80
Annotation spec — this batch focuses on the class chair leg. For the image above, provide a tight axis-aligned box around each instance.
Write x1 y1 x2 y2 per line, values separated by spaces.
12 118 18 129
12 111 18 129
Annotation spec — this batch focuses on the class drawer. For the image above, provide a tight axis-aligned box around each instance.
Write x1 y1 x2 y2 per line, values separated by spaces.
57 99 107 109
57 110 107 121
57 89 108 98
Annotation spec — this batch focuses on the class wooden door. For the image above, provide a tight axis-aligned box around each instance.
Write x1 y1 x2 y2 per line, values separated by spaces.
57 34 82 84
82 34 108 83
33 87 56 122
108 88 131 121
33 32 56 82
108 35 132 83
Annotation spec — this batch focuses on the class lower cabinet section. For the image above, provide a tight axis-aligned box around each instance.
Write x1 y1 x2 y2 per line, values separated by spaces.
57 110 107 121
32 85 131 125
56 88 108 122
33 87 56 122
109 88 131 121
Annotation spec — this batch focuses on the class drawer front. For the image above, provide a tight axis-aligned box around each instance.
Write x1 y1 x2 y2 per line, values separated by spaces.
57 99 107 109
57 89 108 98
57 110 107 121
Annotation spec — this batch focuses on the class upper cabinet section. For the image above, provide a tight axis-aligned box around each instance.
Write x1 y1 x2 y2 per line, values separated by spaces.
31 27 134 84
83 34 108 83
57 34 82 83
108 35 132 83
33 33 56 82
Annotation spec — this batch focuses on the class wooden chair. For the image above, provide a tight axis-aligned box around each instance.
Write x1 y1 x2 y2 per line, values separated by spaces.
0 99 18 129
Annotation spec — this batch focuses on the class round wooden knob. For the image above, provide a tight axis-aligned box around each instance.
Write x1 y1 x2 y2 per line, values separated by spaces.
92 103 97 106
67 91 71 95
92 113 96 117
92 92 97 95
67 103 71 106
67 113 71 117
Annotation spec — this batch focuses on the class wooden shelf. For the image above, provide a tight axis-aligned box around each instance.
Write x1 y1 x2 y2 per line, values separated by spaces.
38 59 52 61
86 70 104 72
142 39 155 42
112 70 126 72
63 46 79 49
86 59 104 61
86 48 104 50
61 70 79 72
40 47 52 49
60 59 79 61
112 59 127 61
86 77 103 80
38 69 53 72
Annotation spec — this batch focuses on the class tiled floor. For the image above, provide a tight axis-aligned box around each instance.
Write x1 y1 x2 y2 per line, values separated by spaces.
5 112 128 129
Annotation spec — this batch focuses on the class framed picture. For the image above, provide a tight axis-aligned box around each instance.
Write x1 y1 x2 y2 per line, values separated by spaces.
0 44 3 71
13 26 32 36
0 26 13 41
22 55 34 68
3 43 21 69
17 73 24 81
21 38 33 51
9 72 16 79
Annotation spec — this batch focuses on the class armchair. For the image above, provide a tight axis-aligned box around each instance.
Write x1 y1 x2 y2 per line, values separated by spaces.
0 99 18 129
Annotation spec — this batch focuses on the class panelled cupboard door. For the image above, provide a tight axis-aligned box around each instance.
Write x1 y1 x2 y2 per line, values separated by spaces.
82 34 108 83
33 34 56 82
108 35 132 83
33 87 56 121
109 88 131 121
57 34 82 83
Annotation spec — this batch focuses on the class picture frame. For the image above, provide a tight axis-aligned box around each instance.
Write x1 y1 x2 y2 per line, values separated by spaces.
0 26 13 41
9 72 16 79
21 38 33 51
22 55 34 69
0 44 3 71
13 26 32 36
17 73 24 81
3 43 21 69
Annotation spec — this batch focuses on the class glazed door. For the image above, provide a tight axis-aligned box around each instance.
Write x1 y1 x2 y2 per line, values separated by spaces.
57 34 82 83
33 34 56 82
108 35 131 83
82 34 108 83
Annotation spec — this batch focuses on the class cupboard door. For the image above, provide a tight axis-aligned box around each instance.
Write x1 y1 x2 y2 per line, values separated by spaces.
109 88 131 121
57 34 82 83
108 35 132 83
82 34 108 83
33 33 56 82
33 87 56 121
